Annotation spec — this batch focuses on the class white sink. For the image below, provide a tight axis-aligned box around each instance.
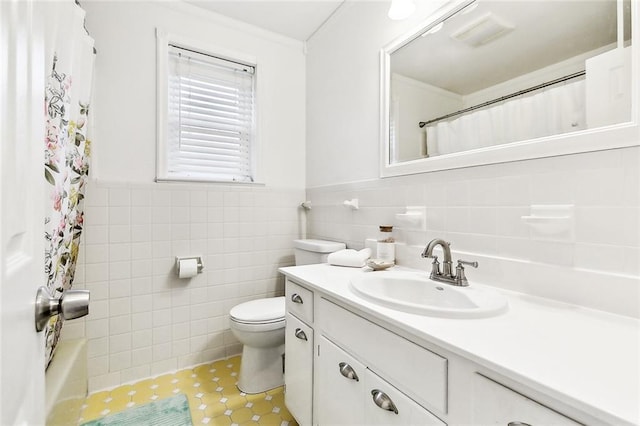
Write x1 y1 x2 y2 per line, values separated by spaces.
349 271 508 318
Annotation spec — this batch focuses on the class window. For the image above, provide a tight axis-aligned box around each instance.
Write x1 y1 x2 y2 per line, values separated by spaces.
158 38 256 183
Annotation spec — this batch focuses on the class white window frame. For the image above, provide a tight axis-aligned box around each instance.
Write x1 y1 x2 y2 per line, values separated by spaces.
156 28 261 183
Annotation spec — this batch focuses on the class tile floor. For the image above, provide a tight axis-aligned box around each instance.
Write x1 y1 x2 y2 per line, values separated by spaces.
80 355 298 426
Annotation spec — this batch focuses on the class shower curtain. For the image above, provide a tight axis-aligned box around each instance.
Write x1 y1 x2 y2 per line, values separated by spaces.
425 79 586 156
43 0 95 368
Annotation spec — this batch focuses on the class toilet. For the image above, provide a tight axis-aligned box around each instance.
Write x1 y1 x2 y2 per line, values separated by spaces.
229 238 346 393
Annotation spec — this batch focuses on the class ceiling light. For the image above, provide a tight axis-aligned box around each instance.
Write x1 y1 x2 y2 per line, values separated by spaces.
388 0 415 20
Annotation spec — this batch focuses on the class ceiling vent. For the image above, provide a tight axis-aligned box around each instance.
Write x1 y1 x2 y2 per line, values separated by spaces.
451 12 514 47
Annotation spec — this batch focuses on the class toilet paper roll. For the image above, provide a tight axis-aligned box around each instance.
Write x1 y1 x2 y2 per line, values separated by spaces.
177 258 199 279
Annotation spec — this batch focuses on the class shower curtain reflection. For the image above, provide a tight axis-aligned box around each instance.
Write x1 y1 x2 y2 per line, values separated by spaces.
425 79 586 157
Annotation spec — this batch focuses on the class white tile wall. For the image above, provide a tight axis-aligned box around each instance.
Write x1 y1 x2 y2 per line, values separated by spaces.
64 147 638 391
306 147 640 318
69 181 305 392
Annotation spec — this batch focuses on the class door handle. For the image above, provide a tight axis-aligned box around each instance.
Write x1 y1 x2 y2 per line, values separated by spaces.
338 362 359 381
294 328 308 341
371 389 399 414
291 293 303 304
35 286 90 332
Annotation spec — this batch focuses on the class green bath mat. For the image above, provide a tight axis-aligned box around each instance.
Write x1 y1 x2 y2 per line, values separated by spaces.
81 394 192 426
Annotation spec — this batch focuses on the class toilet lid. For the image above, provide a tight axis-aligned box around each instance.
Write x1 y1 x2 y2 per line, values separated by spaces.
230 297 285 323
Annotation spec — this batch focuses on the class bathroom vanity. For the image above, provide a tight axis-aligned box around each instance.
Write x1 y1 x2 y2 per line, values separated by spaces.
280 264 639 426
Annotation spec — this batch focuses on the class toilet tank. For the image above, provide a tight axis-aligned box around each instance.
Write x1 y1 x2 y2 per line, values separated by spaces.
293 239 346 265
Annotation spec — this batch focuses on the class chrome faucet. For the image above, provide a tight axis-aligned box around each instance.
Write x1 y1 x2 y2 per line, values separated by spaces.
421 239 478 286
421 239 453 278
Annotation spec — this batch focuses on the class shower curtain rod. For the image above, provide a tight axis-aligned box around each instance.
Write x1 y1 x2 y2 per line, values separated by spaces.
418 70 586 128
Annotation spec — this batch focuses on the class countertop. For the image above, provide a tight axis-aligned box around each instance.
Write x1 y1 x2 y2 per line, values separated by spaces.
279 263 640 426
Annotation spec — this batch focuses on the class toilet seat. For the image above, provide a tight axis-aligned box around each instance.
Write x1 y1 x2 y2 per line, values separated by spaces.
230 296 285 326
230 317 285 332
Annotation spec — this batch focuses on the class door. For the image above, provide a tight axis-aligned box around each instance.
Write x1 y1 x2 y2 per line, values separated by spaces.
1 1 46 424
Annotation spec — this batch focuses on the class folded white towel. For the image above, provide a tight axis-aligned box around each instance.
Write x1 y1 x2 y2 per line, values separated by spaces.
327 248 372 268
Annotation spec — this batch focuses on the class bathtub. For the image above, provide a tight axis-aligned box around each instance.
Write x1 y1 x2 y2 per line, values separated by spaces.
45 339 87 426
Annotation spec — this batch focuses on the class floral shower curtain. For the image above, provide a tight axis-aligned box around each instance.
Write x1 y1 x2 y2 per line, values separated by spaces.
43 0 95 368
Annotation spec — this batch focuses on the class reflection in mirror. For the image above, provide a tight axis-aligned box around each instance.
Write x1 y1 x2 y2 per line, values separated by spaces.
389 0 632 164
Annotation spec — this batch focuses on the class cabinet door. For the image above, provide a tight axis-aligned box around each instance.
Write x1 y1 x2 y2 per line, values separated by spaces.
363 368 446 426
316 336 365 426
471 374 582 426
285 313 314 426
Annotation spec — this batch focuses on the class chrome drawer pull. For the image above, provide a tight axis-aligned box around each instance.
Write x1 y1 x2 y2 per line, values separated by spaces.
338 362 359 381
371 389 398 414
291 293 303 304
294 328 308 341
508 423 532 426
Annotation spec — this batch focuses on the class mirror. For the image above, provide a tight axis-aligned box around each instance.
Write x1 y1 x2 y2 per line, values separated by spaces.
381 0 638 176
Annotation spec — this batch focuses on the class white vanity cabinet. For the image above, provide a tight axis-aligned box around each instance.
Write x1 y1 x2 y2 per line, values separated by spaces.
284 279 314 426
316 296 447 425
316 335 445 426
318 297 448 416
471 374 583 426
282 274 609 426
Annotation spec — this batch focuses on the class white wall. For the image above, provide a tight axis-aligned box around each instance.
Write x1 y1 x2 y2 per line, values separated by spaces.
86 0 306 186
69 1 307 391
306 1 446 186
305 1 640 317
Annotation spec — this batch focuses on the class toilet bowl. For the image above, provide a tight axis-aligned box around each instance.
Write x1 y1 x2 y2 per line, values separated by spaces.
229 297 286 394
229 239 345 394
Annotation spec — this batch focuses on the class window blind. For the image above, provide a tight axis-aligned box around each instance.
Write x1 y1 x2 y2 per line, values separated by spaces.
167 45 255 182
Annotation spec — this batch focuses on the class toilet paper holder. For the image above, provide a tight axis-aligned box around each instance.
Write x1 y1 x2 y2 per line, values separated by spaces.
175 256 204 277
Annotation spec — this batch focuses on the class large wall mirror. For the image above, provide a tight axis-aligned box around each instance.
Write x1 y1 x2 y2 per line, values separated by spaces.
380 0 639 177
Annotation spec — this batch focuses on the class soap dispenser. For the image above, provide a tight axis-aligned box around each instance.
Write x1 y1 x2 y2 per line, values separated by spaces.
376 225 395 262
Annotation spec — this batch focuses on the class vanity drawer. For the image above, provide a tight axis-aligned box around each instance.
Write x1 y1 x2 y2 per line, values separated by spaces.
286 279 314 324
471 374 582 425
319 298 448 414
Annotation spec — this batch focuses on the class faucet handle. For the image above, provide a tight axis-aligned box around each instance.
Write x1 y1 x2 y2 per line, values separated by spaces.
455 259 477 286
457 259 478 268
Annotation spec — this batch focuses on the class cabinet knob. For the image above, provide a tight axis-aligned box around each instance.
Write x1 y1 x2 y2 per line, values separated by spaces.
291 293 304 304
294 328 308 341
508 423 532 426
370 389 399 414
338 362 359 381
